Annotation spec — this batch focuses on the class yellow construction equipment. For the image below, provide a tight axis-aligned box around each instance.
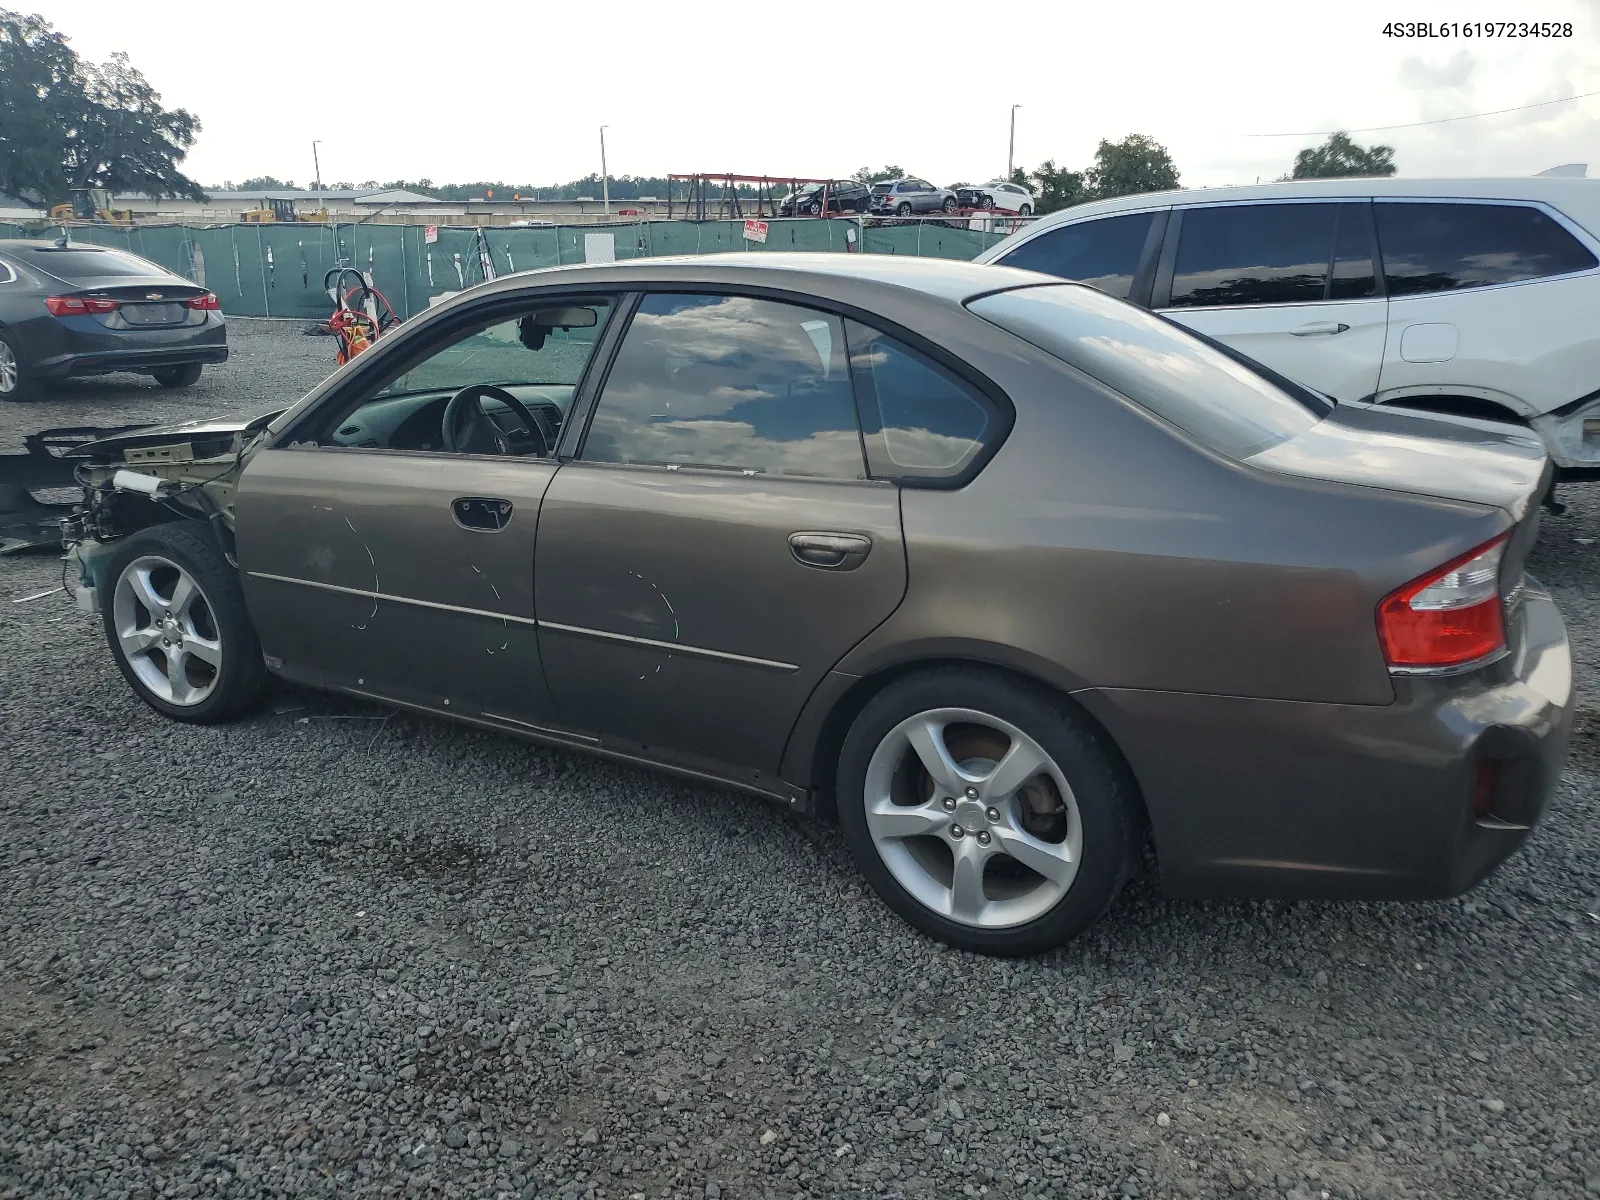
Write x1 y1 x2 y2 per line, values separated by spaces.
240 198 330 223
51 189 134 224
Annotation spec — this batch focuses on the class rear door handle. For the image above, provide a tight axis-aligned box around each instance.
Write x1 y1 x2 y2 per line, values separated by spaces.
1290 322 1350 337
789 531 872 570
452 496 513 531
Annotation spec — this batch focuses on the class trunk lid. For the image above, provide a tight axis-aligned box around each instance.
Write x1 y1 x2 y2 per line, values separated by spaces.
63 281 209 330
1247 402 1550 521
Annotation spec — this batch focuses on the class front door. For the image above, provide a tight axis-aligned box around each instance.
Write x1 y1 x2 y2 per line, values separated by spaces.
533 291 907 782
236 296 617 728
1158 201 1388 402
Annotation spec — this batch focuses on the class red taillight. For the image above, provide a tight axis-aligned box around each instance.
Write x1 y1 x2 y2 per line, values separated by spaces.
46 296 118 316
187 292 220 311
1377 536 1508 669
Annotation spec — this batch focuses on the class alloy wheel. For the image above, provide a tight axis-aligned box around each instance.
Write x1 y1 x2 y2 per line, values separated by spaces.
0 340 17 394
112 554 224 706
862 707 1082 929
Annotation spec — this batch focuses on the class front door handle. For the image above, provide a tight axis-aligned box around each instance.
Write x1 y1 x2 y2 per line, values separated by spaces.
452 496 513 532
1290 321 1351 337
789 531 872 570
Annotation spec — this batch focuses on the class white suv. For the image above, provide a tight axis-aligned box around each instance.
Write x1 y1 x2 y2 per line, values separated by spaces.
975 178 1600 473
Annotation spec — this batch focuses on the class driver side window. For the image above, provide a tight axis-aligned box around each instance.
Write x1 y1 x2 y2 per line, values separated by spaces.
317 298 613 455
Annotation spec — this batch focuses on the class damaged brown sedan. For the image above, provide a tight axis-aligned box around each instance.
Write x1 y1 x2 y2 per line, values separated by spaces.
50 254 1573 956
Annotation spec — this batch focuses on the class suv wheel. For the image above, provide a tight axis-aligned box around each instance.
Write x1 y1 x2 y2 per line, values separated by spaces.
837 667 1138 955
0 331 34 402
1019 204 1033 217
102 521 268 723
942 196 958 212
895 202 913 217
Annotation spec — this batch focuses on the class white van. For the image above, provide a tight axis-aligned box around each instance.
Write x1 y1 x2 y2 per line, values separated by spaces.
976 178 1600 472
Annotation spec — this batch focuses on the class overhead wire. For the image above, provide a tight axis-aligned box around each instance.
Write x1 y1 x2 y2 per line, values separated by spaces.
1249 88 1600 136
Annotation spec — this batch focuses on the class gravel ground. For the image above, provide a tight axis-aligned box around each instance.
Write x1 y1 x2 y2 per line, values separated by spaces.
1 320 1598 1200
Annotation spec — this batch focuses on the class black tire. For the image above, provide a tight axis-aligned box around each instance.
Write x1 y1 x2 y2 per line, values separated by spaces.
895 202 912 217
100 521 268 724
1019 204 1033 217
836 666 1138 956
153 363 203 388
805 201 822 215
942 196 958 212
0 329 35 402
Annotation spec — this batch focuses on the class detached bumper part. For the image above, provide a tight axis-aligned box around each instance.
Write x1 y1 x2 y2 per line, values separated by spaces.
1532 392 1600 472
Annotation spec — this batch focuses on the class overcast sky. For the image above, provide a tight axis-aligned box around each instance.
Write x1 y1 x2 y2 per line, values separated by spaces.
24 0 1600 190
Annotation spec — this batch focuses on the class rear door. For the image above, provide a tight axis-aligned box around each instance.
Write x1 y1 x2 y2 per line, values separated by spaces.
1373 199 1600 416
533 291 906 783
1154 201 1388 402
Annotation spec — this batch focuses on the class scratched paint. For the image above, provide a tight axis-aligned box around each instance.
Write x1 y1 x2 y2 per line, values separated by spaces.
471 565 511 654
344 515 380 630
629 571 680 679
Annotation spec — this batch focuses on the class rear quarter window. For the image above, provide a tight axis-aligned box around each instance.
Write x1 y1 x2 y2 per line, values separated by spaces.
968 283 1322 459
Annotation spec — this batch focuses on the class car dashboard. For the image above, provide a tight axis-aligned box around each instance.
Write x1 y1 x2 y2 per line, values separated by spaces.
328 385 574 454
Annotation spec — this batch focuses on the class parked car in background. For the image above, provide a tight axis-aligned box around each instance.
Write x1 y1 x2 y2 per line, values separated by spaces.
976 179 1600 474
60 253 1568 955
871 178 958 216
779 181 873 216
0 239 226 401
959 180 1035 215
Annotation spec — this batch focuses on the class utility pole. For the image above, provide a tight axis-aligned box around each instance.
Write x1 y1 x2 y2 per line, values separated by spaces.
312 140 323 213
1007 105 1020 181
600 126 610 217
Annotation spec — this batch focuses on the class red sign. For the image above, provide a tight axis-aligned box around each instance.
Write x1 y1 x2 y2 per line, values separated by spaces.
743 219 769 244
424 225 438 244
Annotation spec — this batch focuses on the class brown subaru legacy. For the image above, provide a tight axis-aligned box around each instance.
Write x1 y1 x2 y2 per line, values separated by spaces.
61 253 1572 956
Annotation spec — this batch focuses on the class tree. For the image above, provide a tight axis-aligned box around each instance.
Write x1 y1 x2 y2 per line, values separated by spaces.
1085 134 1179 200
0 10 80 201
0 12 202 203
237 175 291 190
851 164 906 184
1290 131 1396 180
1028 160 1088 215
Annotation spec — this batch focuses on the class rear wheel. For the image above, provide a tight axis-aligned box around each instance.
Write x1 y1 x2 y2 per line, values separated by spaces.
101 522 268 723
153 363 203 388
896 202 913 217
0 331 34 401
837 668 1138 955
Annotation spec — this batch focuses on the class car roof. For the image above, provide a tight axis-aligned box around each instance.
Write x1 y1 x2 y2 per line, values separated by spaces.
998 177 1600 240
473 252 1050 306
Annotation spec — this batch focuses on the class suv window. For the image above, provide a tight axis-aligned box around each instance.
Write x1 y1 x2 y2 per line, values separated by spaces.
845 321 997 481
1375 202 1598 295
26 247 169 280
996 212 1155 301
582 293 864 479
969 284 1321 460
1169 203 1344 307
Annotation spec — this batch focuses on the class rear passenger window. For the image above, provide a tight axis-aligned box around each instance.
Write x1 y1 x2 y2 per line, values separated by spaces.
1169 203 1341 307
996 212 1155 301
1375 202 1598 295
582 293 865 479
845 321 997 482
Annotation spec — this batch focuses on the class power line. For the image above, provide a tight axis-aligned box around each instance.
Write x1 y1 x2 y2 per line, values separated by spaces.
1248 88 1600 137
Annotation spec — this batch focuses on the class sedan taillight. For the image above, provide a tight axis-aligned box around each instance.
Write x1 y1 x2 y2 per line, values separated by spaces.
1377 535 1507 669
46 296 118 316
187 293 220 310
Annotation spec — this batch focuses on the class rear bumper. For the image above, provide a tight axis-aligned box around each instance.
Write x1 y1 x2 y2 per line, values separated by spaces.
38 343 229 379
1076 582 1573 900
28 315 228 379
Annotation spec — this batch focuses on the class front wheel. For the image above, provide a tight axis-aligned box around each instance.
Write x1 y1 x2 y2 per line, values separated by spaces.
153 363 203 388
836 667 1138 956
942 196 958 212
1019 204 1033 217
101 521 268 723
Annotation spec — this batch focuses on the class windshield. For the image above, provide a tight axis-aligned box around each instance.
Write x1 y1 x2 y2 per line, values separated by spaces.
967 284 1323 459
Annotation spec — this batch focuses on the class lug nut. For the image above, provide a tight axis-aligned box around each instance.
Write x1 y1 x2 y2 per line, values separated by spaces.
964 786 980 800
976 831 991 846
950 825 965 839
986 806 1001 823
941 796 956 812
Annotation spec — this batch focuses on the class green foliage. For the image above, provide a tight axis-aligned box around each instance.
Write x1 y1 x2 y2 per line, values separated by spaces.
0 10 202 204
236 175 290 190
1007 167 1029 189
1027 161 1088 215
1289 132 1396 180
851 165 907 184
1085 134 1180 200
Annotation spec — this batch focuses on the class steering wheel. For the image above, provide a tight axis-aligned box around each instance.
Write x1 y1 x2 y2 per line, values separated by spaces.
440 384 550 457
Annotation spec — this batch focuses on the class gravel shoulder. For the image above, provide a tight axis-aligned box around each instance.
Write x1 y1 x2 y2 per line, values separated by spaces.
0 323 1596 1200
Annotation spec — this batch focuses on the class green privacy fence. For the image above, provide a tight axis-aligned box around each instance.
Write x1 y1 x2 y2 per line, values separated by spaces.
0 218 1012 320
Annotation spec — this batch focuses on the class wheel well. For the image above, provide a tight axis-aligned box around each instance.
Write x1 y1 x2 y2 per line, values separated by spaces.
805 657 1150 838
1379 395 1530 426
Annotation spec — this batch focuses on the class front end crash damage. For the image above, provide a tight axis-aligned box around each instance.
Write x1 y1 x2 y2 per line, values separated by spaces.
0 413 278 604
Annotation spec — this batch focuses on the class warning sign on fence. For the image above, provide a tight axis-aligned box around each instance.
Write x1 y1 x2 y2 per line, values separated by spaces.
424 225 438 244
743 220 769 244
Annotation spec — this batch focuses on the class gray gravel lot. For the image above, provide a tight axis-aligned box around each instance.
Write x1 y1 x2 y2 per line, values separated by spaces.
1 319 1598 1200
